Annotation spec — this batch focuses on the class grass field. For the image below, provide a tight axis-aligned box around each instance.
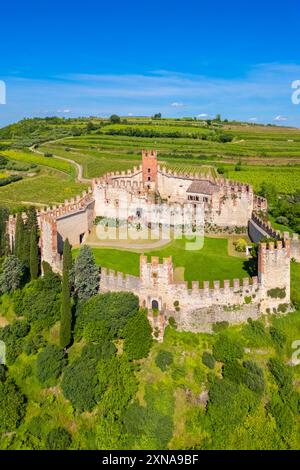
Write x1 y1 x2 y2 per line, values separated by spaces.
73 236 249 286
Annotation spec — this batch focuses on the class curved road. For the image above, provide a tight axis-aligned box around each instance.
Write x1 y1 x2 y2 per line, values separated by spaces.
29 139 92 184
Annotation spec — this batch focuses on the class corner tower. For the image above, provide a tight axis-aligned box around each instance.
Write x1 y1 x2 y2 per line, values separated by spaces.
142 150 158 189
258 240 291 312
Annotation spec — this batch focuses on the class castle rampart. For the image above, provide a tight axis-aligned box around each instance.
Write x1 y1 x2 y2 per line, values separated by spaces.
5 149 295 336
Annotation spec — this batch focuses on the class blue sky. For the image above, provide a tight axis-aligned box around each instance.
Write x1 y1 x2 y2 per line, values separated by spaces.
0 0 300 126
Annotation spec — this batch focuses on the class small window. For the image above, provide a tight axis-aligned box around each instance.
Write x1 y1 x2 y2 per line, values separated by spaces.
148 168 151 173
148 176 151 181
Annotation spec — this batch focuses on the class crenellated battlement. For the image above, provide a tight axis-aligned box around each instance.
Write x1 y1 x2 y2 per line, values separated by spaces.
250 214 300 262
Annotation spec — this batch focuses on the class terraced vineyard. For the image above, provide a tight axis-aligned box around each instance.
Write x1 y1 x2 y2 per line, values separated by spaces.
1 116 300 209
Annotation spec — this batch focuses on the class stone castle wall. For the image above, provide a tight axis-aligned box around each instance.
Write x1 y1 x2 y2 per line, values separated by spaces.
5 149 293 335
100 240 291 332
250 213 300 262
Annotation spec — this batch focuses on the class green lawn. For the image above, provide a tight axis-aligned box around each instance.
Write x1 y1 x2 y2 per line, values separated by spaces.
74 236 249 286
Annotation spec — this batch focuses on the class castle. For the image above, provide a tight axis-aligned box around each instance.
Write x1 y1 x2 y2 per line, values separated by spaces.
7 150 300 335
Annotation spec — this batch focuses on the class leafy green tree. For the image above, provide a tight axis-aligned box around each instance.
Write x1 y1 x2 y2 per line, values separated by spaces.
0 255 24 293
13 271 61 329
0 319 30 364
77 292 139 338
123 310 152 360
61 346 101 411
97 356 138 416
73 245 99 301
45 427 72 450
60 239 72 349
0 378 26 432
36 345 67 385
109 114 121 124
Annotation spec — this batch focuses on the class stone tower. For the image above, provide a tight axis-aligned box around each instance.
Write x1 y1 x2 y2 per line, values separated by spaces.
258 240 291 312
142 149 158 189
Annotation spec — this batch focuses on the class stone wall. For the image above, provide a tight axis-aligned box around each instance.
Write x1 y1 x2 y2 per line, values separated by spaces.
100 241 291 332
250 213 300 262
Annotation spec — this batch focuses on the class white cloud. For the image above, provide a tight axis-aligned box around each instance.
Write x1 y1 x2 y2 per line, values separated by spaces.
274 115 288 121
249 117 258 122
3 62 300 126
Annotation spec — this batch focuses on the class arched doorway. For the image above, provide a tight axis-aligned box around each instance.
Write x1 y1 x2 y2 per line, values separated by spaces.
151 299 159 310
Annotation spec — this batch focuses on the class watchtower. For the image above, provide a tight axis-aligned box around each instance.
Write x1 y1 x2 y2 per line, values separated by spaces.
142 150 158 189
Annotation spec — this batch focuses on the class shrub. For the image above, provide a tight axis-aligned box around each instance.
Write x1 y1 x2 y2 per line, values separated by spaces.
268 358 293 391
242 318 269 347
269 326 287 349
168 317 177 329
213 334 244 363
267 288 286 299
234 238 247 253
212 321 229 333
267 395 295 436
242 360 265 395
202 351 216 369
222 359 245 384
155 350 173 371
45 427 72 450
277 303 288 313
23 334 46 355
36 345 67 385
275 216 289 226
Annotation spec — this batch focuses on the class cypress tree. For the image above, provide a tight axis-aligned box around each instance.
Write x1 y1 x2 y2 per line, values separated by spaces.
28 207 39 280
29 228 39 280
14 213 25 261
60 239 72 349
0 207 9 257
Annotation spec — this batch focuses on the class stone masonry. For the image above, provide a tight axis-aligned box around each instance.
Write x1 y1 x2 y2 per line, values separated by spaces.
6 150 297 333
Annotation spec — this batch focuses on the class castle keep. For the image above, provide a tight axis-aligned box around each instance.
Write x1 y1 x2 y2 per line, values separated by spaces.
7 150 300 333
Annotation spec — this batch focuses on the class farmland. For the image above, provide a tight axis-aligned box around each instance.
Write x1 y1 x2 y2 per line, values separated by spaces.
1 115 300 207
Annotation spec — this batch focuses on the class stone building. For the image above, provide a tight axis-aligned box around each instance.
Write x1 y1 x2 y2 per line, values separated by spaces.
6 150 299 334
